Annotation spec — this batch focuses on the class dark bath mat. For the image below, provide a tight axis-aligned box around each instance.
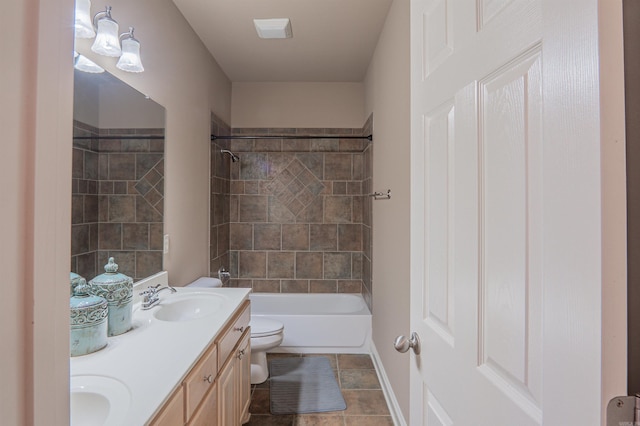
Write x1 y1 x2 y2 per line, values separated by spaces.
269 356 347 415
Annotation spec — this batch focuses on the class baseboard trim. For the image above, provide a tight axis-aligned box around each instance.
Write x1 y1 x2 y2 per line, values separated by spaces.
370 341 407 426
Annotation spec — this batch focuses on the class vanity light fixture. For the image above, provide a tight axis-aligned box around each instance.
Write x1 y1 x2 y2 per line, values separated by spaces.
74 0 95 38
116 28 144 73
74 51 105 73
91 6 122 57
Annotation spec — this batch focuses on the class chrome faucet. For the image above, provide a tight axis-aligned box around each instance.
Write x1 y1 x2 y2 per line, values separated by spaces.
139 284 176 310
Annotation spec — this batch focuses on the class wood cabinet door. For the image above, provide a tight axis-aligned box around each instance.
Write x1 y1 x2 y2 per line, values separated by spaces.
237 333 251 424
217 357 237 426
187 383 217 426
149 387 184 426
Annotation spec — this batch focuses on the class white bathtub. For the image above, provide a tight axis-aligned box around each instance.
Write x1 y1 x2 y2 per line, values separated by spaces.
249 293 372 354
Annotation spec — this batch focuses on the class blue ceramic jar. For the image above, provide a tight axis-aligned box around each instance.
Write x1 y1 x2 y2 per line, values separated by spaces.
70 276 108 357
88 257 133 336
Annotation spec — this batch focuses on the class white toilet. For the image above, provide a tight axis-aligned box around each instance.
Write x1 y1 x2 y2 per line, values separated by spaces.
186 277 284 384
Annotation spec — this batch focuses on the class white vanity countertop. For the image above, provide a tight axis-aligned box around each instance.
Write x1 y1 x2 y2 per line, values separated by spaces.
70 286 251 425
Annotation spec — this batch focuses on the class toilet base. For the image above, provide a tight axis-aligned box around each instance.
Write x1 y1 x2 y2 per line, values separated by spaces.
250 350 269 384
250 332 284 384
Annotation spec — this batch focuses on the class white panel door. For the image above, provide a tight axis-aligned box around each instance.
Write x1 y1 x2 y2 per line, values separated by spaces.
409 0 625 424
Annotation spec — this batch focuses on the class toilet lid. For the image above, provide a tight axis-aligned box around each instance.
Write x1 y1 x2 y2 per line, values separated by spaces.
250 318 284 338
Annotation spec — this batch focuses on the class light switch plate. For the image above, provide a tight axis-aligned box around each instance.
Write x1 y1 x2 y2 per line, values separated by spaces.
163 234 169 254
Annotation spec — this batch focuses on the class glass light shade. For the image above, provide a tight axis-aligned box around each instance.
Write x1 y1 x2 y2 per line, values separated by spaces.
74 0 95 38
91 16 121 57
116 37 144 72
74 53 105 73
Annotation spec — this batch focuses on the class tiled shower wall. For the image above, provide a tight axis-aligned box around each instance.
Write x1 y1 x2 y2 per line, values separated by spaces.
71 120 164 281
210 113 232 278
225 116 373 310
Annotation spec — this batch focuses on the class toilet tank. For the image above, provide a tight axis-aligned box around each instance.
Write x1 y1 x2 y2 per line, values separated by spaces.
186 277 223 288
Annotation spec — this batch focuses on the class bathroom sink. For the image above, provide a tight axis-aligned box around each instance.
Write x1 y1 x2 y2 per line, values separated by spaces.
153 293 225 322
70 375 131 426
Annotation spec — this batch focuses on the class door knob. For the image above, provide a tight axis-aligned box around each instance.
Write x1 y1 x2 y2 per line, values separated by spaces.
394 332 420 355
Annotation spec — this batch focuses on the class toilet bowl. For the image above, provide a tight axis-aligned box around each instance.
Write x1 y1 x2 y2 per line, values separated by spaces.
249 317 284 384
185 277 284 384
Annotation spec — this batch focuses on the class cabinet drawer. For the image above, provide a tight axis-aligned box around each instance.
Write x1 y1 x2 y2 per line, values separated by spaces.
184 344 218 422
217 301 250 367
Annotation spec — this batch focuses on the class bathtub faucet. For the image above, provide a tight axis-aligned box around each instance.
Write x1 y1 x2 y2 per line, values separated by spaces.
140 284 176 310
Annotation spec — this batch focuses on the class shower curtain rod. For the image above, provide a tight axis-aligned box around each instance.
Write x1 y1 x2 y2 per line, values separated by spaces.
211 134 373 141
73 135 165 140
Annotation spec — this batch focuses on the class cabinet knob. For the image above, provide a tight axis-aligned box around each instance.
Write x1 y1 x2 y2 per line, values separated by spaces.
234 326 245 333
203 374 213 383
237 349 246 360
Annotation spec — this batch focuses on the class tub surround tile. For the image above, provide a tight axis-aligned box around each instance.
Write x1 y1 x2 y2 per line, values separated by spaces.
338 224 362 251
324 154 352 180
98 223 122 250
109 154 136 180
323 252 352 280
135 153 163 180
231 223 253 250
267 252 295 278
240 196 269 222
72 123 165 281
281 279 309 293
324 197 352 223
281 224 309 250
252 280 281 293
136 197 163 223
149 223 163 250
122 223 149 250
239 251 267 278
256 224 283 250
228 122 371 304
310 224 338 251
72 224 90 255
338 280 362 293
108 196 136 222
310 280 337 293
295 252 323 279
136 251 163 280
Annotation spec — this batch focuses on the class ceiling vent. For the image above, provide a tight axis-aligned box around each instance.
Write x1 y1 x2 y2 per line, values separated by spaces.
253 18 293 39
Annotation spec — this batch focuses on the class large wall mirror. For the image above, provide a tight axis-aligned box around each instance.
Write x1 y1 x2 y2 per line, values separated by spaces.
71 69 166 282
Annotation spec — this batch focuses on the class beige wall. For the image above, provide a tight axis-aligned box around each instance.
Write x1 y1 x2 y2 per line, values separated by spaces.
75 0 232 286
1 0 230 423
231 82 365 128
1 0 74 424
364 0 411 420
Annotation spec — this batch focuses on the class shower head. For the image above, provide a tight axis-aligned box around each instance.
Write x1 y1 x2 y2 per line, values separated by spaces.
220 149 240 163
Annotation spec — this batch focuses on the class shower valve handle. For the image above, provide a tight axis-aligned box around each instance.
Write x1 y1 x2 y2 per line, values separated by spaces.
394 332 420 355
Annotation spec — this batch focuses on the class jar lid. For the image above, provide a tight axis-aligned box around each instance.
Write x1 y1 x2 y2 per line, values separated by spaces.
70 272 86 295
89 257 133 287
87 257 133 303
70 280 107 310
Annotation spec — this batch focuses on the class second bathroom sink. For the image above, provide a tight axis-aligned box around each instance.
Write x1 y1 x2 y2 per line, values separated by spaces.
152 293 225 322
70 375 131 426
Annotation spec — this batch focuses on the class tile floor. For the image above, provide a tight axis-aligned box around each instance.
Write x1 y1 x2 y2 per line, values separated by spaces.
245 353 394 426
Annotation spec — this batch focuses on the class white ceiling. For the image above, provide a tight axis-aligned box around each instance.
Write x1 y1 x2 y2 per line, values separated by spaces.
171 0 394 82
